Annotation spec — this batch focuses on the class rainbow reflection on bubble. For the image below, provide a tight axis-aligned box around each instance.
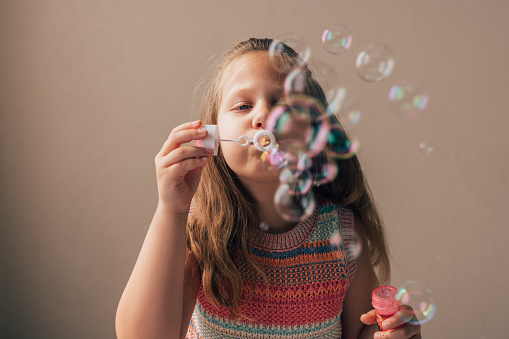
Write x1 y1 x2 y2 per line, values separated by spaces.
322 24 353 55
284 68 307 98
268 36 311 73
326 124 359 159
419 141 434 155
388 84 429 117
341 107 361 128
396 280 437 325
355 44 395 82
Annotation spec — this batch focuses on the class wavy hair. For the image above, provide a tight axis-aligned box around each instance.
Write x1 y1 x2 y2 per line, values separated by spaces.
186 38 390 318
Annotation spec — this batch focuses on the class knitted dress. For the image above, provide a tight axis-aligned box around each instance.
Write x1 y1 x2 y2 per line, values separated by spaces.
186 200 358 338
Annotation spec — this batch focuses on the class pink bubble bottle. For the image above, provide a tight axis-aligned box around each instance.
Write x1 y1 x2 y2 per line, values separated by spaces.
372 285 400 331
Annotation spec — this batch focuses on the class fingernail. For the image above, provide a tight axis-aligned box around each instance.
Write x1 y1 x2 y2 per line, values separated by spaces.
382 320 391 329
374 334 381 339
205 148 214 154
191 120 200 126
198 127 207 134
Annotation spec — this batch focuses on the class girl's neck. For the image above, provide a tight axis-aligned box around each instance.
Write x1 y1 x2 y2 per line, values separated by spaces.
240 179 298 234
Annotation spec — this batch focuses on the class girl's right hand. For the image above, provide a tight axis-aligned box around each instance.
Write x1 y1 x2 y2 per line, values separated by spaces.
155 120 213 214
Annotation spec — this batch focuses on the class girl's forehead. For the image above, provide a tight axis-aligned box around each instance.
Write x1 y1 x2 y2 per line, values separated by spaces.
221 52 284 87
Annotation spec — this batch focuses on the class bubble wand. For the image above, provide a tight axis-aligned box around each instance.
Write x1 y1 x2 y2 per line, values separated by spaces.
195 125 276 155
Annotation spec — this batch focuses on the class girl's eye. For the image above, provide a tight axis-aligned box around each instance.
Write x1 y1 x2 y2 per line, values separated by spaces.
236 104 252 111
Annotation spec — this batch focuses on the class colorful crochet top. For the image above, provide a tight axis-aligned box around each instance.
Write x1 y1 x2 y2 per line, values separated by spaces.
187 200 357 339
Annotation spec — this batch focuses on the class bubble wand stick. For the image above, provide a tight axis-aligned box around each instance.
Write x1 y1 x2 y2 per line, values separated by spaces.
195 125 276 155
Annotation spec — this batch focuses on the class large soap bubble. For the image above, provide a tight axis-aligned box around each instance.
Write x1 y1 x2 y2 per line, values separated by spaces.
355 44 395 82
322 24 353 55
396 280 437 325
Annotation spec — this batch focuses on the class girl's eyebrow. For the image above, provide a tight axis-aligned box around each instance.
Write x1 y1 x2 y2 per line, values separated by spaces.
226 84 285 96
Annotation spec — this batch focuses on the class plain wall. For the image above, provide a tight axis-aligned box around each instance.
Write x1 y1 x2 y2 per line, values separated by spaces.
1 1 508 338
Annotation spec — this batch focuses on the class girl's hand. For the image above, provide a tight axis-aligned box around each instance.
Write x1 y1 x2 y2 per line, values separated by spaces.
155 120 213 214
360 305 422 339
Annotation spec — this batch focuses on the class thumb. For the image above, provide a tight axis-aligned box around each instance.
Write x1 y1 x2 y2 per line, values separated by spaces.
360 309 377 325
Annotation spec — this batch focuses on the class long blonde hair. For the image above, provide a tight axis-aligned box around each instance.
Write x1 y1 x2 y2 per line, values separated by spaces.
186 38 390 318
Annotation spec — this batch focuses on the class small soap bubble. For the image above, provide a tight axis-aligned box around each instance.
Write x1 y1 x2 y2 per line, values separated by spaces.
326 86 347 116
355 44 395 82
284 68 307 97
268 35 311 73
274 184 316 222
329 230 342 249
259 221 270 232
279 168 295 184
396 280 437 325
341 108 361 128
288 169 313 196
348 232 363 258
309 155 339 186
276 139 306 170
297 153 312 172
418 142 434 155
388 84 429 117
279 168 312 196
322 24 353 55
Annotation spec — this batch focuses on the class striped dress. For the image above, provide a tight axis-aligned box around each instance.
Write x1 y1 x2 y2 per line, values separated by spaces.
187 200 357 338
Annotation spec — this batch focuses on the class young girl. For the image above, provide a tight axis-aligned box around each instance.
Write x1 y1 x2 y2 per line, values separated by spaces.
116 38 422 339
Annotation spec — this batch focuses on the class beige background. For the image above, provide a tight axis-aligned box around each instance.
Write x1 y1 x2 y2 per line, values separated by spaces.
1 1 508 338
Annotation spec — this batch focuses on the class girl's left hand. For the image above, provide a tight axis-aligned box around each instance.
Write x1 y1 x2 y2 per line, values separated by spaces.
360 305 422 338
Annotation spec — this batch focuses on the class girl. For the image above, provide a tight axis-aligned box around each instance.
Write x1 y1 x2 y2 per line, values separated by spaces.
116 38 422 339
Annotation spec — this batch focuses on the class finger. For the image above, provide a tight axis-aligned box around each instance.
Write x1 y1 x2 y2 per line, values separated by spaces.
158 146 214 168
373 323 421 339
381 305 417 330
360 309 377 325
168 156 210 179
157 121 207 157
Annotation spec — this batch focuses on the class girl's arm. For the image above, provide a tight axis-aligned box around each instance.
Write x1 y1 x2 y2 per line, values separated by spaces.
341 218 379 339
342 218 423 339
116 121 211 339
116 206 193 339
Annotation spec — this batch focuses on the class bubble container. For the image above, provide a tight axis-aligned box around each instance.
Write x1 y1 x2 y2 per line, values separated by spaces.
372 285 400 331
194 125 219 155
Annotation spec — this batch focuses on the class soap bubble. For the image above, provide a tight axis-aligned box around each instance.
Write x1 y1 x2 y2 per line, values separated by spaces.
276 139 306 170
355 44 395 82
388 83 429 117
348 232 362 258
284 68 307 97
290 169 313 196
310 60 345 116
322 24 353 54
266 95 330 157
329 230 342 249
337 106 361 129
325 86 347 117
297 153 312 172
396 280 437 325
274 184 316 222
309 154 339 186
259 222 270 232
279 168 313 196
418 141 434 155
268 35 311 73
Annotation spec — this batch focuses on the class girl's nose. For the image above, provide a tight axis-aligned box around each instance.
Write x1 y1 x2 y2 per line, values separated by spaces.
252 104 271 129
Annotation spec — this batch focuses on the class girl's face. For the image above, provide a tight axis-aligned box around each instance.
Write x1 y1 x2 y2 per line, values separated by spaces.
217 51 285 183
